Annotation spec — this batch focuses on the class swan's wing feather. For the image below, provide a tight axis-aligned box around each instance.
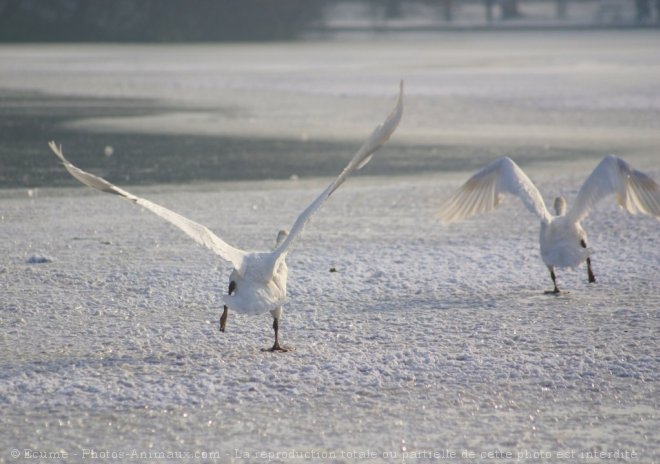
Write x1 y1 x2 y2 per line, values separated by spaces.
439 157 551 223
273 81 404 259
48 141 247 272
567 155 660 223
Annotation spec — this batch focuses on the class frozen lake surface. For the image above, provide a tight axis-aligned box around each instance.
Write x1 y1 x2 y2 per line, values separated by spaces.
1 31 659 462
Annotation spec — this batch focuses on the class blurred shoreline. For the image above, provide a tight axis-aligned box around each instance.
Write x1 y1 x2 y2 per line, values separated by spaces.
306 0 660 37
1 0 658 43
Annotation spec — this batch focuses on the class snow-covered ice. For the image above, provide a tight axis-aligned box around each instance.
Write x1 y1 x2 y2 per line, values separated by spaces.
0 31 659 462
2 171 658 461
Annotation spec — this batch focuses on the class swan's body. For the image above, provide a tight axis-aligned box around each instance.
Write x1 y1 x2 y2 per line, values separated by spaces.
49 82 403 350
539 214 589 269
439 156 660 293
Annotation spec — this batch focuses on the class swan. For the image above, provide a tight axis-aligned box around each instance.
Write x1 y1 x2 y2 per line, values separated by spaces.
48 82 403 351
438 156 660 293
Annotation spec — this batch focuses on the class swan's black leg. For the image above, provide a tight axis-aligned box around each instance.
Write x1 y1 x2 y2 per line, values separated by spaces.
581 239 596 283
586 258 595 283
262 318 289 352
220 280 236 332
551 268 560 293
544 266 560 294
219 306 228 332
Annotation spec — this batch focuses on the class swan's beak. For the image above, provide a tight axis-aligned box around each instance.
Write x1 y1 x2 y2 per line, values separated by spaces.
554 196 567 216
276 230 289 246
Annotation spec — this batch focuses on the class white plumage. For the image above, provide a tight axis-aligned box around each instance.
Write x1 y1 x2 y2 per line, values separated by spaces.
49 82 403 351
439 155 660 293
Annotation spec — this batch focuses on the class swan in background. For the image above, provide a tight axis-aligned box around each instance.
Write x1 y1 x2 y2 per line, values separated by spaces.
49 82 403 351
438 155 660 293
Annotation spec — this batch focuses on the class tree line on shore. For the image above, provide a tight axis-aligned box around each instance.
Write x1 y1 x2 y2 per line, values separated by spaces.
1 0 657 42
0 0 322 42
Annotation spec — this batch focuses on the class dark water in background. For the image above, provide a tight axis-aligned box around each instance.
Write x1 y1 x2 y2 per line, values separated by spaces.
0 90 602 189
3 34 658 189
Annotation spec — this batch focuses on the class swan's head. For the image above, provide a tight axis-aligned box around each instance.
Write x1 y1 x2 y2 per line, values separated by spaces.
276 230 289 246
554 196 567 216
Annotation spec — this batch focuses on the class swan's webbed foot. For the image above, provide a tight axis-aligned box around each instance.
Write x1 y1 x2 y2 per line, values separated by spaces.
544 288 561 295
261 343 291 353
219 305 228 332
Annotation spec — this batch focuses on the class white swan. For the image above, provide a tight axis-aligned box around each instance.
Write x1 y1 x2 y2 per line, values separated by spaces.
438 156 660 293
49 82 403 351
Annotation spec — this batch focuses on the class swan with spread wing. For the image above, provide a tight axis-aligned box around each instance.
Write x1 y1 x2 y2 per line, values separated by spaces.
49 82 403 351
438 156 660 293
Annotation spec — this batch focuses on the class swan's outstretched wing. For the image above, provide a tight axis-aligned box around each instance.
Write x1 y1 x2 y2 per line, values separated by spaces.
566 155 660 224
273 81 404 259
439 157 552 224
48 141 248 273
